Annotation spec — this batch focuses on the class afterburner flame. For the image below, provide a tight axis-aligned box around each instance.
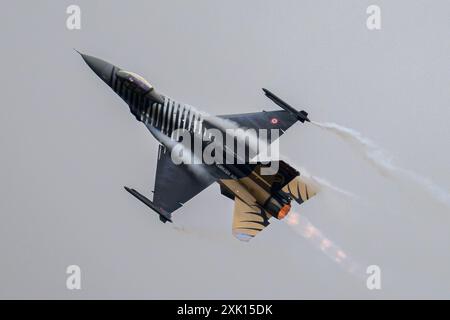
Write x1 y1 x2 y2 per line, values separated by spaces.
278 204 291 219
286 212 300 225
285 211 362 277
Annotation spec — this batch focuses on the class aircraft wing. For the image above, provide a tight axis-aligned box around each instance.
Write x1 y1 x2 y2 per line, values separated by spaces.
218 88 310 142
232 196 272 242
125 144 217 223
218 110 298 142
152 145 217 218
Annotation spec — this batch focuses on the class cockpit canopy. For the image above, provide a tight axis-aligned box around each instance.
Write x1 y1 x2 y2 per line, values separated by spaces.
116 70 153 93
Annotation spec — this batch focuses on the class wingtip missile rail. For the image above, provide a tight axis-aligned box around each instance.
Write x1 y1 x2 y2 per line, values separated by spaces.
262 88 310 123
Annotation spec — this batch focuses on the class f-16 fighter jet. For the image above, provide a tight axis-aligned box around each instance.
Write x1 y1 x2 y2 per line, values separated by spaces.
78 52 318 241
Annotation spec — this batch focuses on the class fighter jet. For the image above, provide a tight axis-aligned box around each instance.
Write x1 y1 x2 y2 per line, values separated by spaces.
78 52 318 241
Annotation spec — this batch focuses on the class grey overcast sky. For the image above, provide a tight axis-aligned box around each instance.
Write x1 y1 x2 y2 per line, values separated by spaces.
0 0 449 299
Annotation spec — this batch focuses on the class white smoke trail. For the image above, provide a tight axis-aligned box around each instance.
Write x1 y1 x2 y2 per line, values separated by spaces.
285 212 364 278
294 164 357 199
312 121 450 208
172 225 228 242
280 152 356 198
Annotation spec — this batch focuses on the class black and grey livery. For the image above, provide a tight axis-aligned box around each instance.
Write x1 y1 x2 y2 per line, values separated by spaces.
79 51 318 241
79 53 207 140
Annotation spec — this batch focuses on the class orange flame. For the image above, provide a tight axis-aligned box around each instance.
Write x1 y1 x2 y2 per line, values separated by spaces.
284 211 362 277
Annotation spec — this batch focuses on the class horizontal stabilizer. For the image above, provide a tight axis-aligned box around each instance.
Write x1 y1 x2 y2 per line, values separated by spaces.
282 175 318 205
232 197 271 242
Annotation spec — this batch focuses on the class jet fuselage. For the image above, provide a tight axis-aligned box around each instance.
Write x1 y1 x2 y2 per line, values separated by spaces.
80 53 295 221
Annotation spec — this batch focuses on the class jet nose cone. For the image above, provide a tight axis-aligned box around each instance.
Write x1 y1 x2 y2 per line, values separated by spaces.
77 51 114 85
